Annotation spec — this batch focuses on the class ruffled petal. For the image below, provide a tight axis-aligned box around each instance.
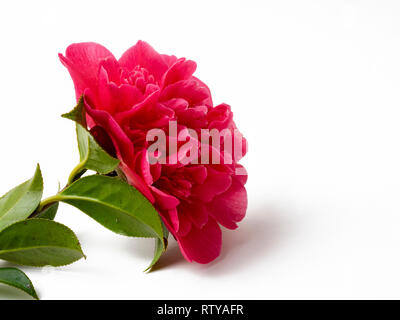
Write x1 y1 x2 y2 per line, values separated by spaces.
191 76 213 107
161 58 197 88
176 105 208 128
59 42 117 100
207 177 248 230
207 103 233 130
108 83 144 114
161 54 178 67
115 90 161 125
191 167 232 202
160 80 210 107
119 40 169 82
99 57 121 84
149 186 180 211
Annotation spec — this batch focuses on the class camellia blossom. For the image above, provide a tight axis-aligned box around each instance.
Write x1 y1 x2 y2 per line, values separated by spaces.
59 41 248 263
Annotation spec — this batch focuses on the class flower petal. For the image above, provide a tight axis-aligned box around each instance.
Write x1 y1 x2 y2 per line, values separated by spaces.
150 186 180 211
176 209 192 237
177 218 221 264
207 177 248 230
119 160 155 203
161 58 197 88
207 103 233 131
192 76 213 107
119 40 169 82
179 201 208 230
160 80 210 107
59 42 117 100
161 54 178 67
89 125 117 157
191 167 232 202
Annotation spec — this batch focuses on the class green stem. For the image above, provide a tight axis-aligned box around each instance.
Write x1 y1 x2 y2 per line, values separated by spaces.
67 161 85 185
37 195 63 213
36 160 85 214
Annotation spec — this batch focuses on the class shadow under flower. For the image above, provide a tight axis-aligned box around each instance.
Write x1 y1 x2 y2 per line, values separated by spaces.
150 204 289 275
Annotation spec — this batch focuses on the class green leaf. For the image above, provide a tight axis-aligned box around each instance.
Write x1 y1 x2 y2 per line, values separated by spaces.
0 267 39 299
57 175 163 241
0 164 43 232
76 124 119 175
33 202 59 220
0 219 85 267
61 95 86 127
145 222 169 272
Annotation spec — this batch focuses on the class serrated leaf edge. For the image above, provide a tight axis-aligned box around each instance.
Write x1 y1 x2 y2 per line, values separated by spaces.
0 218 86 267
0 164 43 231
60 177 164 241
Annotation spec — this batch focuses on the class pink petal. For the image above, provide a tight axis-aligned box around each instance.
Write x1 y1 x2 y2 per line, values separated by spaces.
161 58 197 88
134 149 153 185
176 105 208 128
83 90 135 169
162 98 189 111
165 208 180 232
119 40 169 82
179 201 208 229
182 165 207 184
191 76 213 107
177 218 222 263
149 186 180 211
207 103 233 130
161 54 178 67
114 90 160 125
207 177 248 230
150 187 180 232
150 162 162 182
99 57 121 84
108 83 144 114
191 167 232 202
176 209 192 237
96 66 113 113
234 164 248 185
119 160 155 203
59 42 117 100
160 80 210 107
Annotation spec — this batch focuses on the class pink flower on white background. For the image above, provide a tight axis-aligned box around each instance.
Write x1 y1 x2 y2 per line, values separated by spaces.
60 41 248 263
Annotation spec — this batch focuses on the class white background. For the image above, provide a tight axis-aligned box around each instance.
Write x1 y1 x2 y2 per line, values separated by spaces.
0 0 400 299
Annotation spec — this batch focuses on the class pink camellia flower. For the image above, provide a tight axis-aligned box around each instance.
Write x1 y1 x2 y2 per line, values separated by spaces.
59 41 248 263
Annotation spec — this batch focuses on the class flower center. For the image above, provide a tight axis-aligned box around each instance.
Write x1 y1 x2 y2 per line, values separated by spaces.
120 66 157 93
